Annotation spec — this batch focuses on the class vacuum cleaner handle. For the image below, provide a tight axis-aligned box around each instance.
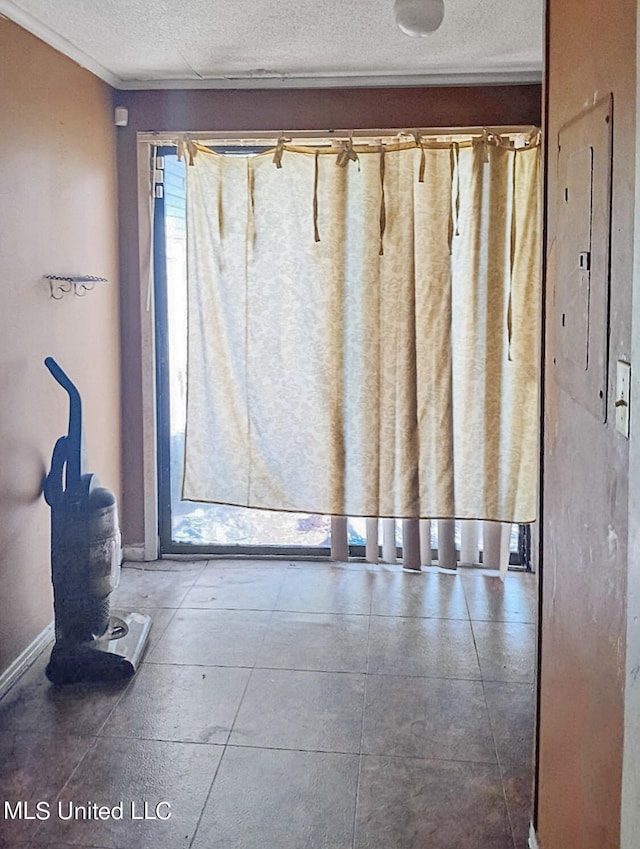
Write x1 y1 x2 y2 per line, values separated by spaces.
43 357 84 504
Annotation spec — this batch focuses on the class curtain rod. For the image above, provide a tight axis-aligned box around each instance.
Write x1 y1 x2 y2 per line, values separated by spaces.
138 126 540 148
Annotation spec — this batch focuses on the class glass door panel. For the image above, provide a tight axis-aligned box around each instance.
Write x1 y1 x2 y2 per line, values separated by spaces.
155 149 330 554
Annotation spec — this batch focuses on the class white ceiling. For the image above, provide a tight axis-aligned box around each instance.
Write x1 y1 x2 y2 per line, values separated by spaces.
0 0 544 90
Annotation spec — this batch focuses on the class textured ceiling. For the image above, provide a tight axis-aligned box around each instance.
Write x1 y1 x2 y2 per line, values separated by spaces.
0 0 544 89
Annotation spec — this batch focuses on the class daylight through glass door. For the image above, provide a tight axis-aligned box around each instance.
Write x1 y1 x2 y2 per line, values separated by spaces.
155 149 336 554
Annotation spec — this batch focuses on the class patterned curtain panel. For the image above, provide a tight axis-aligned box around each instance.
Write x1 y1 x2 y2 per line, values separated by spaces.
182 136 541 523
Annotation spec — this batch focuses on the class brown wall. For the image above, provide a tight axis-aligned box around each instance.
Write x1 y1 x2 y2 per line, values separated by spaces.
115 83 542 546
0 20 121 674
538 1 636 846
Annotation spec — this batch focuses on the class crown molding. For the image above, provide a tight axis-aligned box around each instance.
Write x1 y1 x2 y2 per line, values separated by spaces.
0 0 120 87
115 69 542 91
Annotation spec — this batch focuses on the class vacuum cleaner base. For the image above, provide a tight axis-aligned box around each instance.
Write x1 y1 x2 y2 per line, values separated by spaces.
46 610 152 685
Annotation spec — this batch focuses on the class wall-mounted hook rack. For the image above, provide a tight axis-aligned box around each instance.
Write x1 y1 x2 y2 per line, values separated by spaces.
44 275 108 300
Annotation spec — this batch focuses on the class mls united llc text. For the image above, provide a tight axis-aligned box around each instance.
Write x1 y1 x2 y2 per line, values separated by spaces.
3 800 172 821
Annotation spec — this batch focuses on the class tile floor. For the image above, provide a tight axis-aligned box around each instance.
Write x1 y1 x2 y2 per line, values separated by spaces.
0 559 537 849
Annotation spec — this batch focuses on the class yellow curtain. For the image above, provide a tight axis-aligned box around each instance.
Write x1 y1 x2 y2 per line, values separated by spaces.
182 136 541 523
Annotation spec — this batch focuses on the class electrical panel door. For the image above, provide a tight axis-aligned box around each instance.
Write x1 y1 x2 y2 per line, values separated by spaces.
554 95 612 421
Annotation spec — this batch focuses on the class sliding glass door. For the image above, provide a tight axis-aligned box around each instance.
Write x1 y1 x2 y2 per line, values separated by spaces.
153 146 528 566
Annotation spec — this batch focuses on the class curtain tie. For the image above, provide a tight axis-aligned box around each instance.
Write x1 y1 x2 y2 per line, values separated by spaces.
413 131 426 183
176 136 198 166
336 138 359 169
273 136 290 169
313 150 321 243
507 150 517 361
479 130 491 164
448 142 460 252
379 146 386 256
247 159 256 248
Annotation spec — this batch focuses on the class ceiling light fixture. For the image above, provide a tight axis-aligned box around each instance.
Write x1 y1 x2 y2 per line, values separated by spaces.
394 0 445 36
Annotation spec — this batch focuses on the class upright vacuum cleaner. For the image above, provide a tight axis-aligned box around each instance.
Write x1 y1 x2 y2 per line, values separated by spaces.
43 357 151 684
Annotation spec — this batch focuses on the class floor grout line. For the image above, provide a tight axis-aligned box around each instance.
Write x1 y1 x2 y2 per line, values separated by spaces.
186 599 278 849
28 733 103 846
349 573 374 849
481 676 520 849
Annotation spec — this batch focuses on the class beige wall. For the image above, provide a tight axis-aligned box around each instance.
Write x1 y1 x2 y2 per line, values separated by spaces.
538 1 636 846
0 19 121 674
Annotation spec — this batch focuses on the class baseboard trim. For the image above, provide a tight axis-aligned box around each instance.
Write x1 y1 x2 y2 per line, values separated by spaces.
528 822 540 849
0 621 54 700
123 543 146 562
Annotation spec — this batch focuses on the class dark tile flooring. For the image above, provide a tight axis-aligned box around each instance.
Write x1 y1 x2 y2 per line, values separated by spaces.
0 559 537 849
